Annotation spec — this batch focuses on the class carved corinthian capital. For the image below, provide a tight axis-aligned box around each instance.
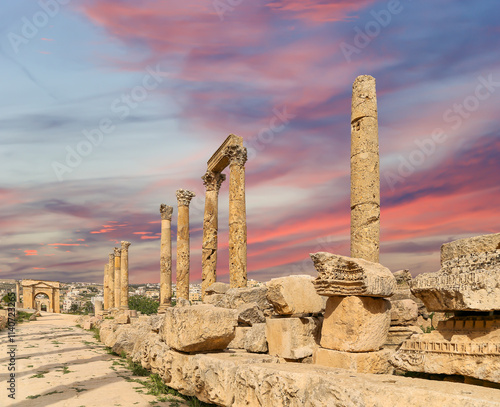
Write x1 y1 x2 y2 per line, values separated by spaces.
109 253 114 262
160 204 173 220
114 247 121 257
121 241 131 251
176 189 196 207
224 145 248 167
202 171 226 193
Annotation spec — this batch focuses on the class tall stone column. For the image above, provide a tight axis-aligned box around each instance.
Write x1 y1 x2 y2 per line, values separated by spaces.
103 264 110 310
201 171 226 298
350 75 380 263
108 253 115 309
225 145 248 288
15 281 21 308
120 241 131 310
114 247 122 308
158 204 173 313
176 189 195 301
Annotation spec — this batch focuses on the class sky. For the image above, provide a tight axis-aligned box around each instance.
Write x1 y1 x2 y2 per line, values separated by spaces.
0 0 499 284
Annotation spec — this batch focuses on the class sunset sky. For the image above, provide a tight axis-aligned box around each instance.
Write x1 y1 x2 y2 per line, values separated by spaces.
1 0 499 284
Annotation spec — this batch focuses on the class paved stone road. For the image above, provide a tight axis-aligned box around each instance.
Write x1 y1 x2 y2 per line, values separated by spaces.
1 312 188 407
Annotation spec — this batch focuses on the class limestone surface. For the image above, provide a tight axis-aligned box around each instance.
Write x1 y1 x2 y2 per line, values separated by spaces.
244 323 268 353
310 252 396 297
224 286 274 316
161 304 238 352
266 316 321 360
205 281 230 295
237 302 265 326
320 295 391 352
313 347 393 374
266 275 326 315
228 326 251 349
411 237 500 311
441 232 500 264
390 299 419 326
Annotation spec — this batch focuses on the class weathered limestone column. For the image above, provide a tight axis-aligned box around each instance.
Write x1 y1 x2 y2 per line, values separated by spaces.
350 75 380 263
201 171 226 298
120 241 131 310
15 281 21 308
95 300 103 316
225 145 248 288
158 204 173 313
176 189 195 301
103 264 110 310
108 253 115 309
114 247 122 308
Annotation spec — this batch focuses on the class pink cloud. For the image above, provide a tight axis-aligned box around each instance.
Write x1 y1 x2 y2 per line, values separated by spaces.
24 250 38 256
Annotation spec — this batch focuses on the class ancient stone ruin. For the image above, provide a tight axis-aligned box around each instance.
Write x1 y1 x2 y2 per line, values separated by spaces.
84 75 500 405
392 232 500 383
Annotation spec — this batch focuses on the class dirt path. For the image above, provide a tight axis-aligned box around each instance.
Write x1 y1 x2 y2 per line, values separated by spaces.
1 312 188 407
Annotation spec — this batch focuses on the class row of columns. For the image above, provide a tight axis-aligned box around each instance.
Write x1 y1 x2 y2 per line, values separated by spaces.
103 241 131 311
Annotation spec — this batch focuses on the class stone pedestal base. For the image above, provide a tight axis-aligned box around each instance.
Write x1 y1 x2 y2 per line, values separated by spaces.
321 296 391 352
313 347 393 374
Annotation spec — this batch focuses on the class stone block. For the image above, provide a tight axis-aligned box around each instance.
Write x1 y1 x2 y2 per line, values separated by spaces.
385 326 420 349
320 296 390 352
205 282 230 295
310 252 396 297
266 275 326 315
225 287 273 316
115 311 131 324
237 302 265 326
390 299 418 326
83 320 93 330
161 305 238 352
266 317 321 360
244 323 268 353
441 233 500 264
313 347 393 374
203 293 225 306
228 326 251 349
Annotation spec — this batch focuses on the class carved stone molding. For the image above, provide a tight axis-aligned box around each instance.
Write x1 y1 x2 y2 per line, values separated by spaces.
202 171 226 193
114 247 121 257
109 253 115 261
176 189 196 207
121 241 131 251
224 145 248 167
160 204 174 220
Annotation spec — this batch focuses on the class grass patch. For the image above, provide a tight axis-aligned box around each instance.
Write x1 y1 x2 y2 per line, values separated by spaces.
46 390 64 396
27 365 33 368
30 370 49 378
26 394 41 399
90 327 101 341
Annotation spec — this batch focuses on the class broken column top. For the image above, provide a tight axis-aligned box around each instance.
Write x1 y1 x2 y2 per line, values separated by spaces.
160 203 173 220
310 252 395 297
352 75 377 120
176 189 195 206
411 233 500 312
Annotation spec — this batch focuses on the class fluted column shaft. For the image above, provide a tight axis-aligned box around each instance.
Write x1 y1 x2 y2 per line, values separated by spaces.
201 172 226 298
114 248 122 308
350 75 380 263
108 253 115 308
176 189 195 301
225 145 248 288
120 241 131 309
159 204 173 313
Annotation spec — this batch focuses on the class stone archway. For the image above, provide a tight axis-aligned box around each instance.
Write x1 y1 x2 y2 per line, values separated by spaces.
21 280 61 313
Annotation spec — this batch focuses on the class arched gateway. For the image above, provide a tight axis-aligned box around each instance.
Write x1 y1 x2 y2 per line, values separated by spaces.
21 279 61 313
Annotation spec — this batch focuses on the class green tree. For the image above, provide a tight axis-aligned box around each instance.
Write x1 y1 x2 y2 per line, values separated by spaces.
128 295 159 315
83 301 94 315
70 303 79 313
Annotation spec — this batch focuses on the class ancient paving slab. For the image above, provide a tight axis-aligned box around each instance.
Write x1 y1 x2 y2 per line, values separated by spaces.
320 296 391 352
310 252 396 297
0 313 186 407
392 316 500 383
161 304 238 352
266 275 326 315
266 317 321 360
411 234 500 312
